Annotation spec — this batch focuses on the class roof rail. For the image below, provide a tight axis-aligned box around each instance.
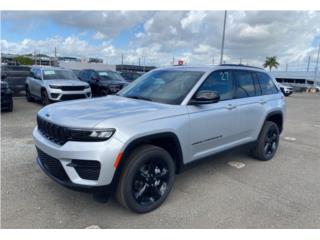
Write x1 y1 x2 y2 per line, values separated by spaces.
219 64 263 70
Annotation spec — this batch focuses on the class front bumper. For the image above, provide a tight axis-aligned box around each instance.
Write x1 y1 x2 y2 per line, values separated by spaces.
33 127 123 188
47 88 92 101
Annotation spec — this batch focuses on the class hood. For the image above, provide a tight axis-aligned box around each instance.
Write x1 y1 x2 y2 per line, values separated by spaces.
45 79 88 87
37 95 185 129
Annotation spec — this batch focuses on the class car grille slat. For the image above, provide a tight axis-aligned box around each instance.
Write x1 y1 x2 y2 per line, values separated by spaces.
59 86 86 91
37 116 70 145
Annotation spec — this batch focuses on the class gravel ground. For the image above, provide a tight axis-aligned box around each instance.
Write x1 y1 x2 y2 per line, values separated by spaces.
1 93 320 228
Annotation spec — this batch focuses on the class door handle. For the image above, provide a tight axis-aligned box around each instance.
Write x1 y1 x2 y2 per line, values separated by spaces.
225 104 237 110
259 99 267 104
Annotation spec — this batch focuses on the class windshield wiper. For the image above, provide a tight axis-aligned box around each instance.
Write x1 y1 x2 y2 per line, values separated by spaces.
126 95 153 102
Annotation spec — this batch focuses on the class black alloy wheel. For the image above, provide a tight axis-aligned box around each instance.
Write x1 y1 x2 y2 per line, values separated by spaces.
251 121 280 161
116 145 175 213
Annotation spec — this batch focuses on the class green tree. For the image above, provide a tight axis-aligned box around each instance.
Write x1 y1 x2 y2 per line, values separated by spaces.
263 56 280 72
15 56 33 65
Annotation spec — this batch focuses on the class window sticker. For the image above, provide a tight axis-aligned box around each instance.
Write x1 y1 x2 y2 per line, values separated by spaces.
220 72 228 81
43 70 55 75
98 72 109 76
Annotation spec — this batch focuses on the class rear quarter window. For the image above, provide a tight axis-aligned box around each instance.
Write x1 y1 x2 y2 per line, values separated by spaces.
256 72 278 95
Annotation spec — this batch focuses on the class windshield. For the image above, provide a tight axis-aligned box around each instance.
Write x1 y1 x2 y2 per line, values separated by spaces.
98 71 125 81
118 70 204 105
42 69 77 80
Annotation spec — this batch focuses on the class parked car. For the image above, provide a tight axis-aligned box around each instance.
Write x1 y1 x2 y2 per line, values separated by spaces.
1 80 13 112
277 82 293 96
25 67 91 105
33 64 285 213
120 71 142 82
1 65 31 94
78 69 128 96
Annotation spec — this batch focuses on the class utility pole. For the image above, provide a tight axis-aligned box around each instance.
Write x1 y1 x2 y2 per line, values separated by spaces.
121 54 124 71
138 57 141 66
240 58 242 64
307 55 311 72
314 43 320 87
172 56 175 65
285 63 288 72
143 56 146 72
219 10 227 65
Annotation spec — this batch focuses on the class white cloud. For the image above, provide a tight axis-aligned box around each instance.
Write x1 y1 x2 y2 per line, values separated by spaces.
2 11 320 68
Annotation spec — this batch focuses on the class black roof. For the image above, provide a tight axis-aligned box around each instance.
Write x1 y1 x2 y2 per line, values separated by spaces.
219 64 263 70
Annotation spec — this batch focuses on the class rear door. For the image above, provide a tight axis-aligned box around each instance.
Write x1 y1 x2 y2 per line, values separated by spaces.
232 70 266 141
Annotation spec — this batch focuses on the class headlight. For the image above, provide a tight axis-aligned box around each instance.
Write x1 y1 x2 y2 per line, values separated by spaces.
70 128 115 141
49 85 61 89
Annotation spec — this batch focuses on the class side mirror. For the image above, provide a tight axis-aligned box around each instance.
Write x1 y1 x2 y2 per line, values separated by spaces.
190 90 220 105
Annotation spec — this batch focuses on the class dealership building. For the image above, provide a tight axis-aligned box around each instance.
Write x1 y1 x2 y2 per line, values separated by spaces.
270 71 320 88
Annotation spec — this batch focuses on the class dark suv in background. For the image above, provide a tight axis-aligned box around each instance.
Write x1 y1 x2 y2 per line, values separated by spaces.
1 65 31 94
78 69 129 96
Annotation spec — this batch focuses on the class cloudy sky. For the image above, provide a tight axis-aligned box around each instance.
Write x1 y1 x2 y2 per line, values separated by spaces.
1 11 320 69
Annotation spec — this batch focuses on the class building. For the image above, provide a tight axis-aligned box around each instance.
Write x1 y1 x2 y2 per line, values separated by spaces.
270 71 320 89
116 64 156 73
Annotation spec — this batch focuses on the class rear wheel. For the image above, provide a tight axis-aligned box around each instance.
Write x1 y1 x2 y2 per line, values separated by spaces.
41 90 50 106
251 121 280 161
116 145 175 213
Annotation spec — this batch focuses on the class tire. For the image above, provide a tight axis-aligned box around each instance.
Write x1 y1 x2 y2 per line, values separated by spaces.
25 86 34 102
7 99 13 112
251 121 280 161
100 89 109 96
41 90 50 106
116 144 175 213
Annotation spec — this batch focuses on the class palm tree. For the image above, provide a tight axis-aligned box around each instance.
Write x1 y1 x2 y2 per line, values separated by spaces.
263 56 280 72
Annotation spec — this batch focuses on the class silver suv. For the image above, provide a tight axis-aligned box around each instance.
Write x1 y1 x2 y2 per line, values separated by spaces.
33 64 285 213
26 66 91 105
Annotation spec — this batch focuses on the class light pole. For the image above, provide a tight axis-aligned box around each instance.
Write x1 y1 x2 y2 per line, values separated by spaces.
314 43 320 87
220 10 227 65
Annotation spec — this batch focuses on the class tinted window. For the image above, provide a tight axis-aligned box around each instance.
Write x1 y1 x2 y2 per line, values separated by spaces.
119 70 204 105
197 70 234 101
256 72 278 95
42 69 77 80
234 70 256 98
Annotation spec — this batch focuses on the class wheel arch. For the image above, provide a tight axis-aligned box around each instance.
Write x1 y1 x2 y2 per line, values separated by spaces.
110 132 184 192
264 110 283 133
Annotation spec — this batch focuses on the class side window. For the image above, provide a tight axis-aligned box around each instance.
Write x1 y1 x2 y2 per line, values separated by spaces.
234 70 256 98
256 72 278 95
90 71 99 80
197 70 234 101
34 69 42 80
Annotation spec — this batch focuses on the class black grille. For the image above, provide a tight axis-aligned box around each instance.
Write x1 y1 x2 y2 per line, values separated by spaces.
60 86 86 91
37 148 70 182
71 160 100 180
60 94 86 101
37 116 70 145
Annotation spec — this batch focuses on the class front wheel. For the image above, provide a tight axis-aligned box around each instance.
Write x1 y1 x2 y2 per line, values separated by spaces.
41 90 50 106
25 86 34 102
251 121 280 161
116 145 175 213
